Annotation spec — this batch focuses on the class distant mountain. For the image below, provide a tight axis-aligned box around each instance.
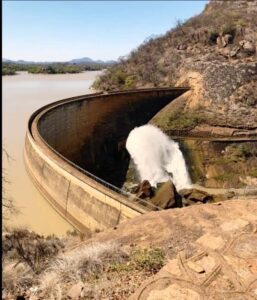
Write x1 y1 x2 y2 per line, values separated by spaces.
3 58 56 65
68 57 94 64
68 57 116 65
3 58 13 63
3 57 116 65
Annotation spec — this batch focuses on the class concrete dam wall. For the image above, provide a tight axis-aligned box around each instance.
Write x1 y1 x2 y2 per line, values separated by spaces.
24 88 188 232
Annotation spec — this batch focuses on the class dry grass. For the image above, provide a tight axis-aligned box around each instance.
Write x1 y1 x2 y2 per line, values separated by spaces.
38 271 63 300
30 242 127 298
2 260 35 292
3 241 125 298
48 241 126 280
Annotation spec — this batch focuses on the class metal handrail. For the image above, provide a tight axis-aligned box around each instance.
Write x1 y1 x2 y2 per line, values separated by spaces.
34 128 163 212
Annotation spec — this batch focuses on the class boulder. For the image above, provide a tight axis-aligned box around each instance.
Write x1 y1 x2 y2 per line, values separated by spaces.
149 180 182 209
239 40 256 55
242 40 256 54
180 188 213 204
136 180 154 199
67 282 84 300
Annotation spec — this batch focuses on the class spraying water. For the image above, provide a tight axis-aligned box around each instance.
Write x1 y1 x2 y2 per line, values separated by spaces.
126 124 191 191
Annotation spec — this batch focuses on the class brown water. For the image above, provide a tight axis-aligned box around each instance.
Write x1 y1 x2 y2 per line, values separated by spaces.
2 71 102 236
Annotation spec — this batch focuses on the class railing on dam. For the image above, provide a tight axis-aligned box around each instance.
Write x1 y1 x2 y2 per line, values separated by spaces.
39 133 163 212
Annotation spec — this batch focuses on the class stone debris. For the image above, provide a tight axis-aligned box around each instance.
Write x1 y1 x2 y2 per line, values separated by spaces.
180 188 213 205
67 282 84 299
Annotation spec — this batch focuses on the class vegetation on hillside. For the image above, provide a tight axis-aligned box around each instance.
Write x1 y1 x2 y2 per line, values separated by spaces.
2 66 17 75
93 1 257 91
2 62 108 76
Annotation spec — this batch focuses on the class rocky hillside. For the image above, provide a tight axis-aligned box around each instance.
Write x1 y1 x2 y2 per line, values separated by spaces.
3 199 257 299
93 0 257 133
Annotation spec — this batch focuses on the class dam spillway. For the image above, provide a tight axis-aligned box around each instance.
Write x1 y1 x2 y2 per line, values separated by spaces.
24 88 188 232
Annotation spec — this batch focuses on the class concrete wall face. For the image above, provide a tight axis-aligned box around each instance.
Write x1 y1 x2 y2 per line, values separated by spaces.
25 89 187 232
38 90 186 187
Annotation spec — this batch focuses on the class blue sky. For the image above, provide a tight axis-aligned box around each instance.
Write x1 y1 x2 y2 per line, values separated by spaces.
3 1 208 62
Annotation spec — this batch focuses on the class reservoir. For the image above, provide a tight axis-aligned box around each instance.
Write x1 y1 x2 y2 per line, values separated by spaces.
2 70 102 236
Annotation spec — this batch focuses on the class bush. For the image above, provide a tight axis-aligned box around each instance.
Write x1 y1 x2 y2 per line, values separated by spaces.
224 144 253 162
2 67 16 75
110 68 127 86
124 75 136 89
3 229 64 274
28 66 43 74
168 110 204 130
131 248 165 273
108 247 165 274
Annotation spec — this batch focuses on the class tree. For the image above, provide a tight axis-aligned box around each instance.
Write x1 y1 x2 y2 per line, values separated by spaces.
2 148 18 219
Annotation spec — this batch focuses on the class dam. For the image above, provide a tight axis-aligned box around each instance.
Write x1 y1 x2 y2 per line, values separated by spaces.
24 88 188 232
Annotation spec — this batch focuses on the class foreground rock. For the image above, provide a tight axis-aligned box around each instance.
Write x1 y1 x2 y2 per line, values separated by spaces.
150 180 182 209
130 202 257 299
85 199 257 299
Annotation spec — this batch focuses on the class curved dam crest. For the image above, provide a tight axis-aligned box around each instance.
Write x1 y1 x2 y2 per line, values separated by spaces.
24 88 189 232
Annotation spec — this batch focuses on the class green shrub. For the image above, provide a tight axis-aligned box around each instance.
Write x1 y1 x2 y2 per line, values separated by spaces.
28 66 43 74
2 67 16 75
168 110 204 130
224 144 253 162
108 247 165 274
124 75 136 89
131 248 165 273
110 68 127 86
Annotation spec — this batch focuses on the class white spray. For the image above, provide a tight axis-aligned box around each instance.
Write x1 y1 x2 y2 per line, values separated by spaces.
126 124 191 191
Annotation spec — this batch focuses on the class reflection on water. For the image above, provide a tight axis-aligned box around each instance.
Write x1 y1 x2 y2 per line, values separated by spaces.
2 71 102 236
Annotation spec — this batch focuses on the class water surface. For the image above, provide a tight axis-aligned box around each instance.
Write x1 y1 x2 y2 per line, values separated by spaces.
3 71 102 235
